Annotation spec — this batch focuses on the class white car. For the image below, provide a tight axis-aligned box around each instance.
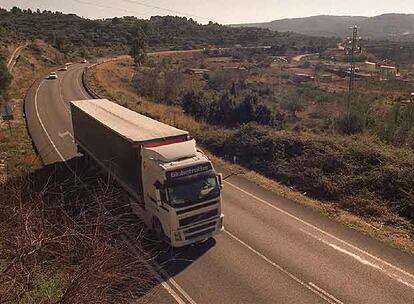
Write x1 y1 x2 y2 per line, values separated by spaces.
81 59 88 64
48 72 58 79
59 65 68 71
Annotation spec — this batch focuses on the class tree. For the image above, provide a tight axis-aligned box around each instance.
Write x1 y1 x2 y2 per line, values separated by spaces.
164 69 184 104
11 6 22 14
53 34 66 51
211 92 236 124
230 82 237 96
254 103 274 126
182 91 211 120
281 94 304 117
235 93 258 124
130 38 146 67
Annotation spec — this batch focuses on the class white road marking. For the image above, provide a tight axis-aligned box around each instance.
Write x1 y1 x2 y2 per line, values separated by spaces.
58 74 70 113
301 229 414 290
152 262 198 304
225 180 414 288
34 80 66 162
224 230 340 304
121 235 193 304
308 282 344 304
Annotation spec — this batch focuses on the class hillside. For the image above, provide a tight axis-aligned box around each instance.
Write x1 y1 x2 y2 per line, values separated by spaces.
0 7 337 58
233 14 414 40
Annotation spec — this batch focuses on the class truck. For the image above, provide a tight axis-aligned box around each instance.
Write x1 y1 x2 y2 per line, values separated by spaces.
70 99 224 247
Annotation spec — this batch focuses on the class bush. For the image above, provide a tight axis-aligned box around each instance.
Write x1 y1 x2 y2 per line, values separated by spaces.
280 93 305 117
197 123 414 224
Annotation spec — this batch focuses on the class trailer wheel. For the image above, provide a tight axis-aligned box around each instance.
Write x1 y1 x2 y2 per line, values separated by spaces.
152 218 165 241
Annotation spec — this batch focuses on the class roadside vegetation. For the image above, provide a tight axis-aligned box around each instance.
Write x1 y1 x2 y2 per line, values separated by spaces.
0 161 158 303
86 55 414 252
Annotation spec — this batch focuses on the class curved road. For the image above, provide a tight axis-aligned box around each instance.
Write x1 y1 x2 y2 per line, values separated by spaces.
25 62 414 304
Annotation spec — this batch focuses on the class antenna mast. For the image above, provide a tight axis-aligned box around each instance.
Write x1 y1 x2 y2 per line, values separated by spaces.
345 25 361 131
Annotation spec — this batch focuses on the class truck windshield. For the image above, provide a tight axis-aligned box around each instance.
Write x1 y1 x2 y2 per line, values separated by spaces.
166 175 219 207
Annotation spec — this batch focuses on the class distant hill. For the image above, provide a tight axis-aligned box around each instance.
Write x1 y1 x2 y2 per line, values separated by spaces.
0 7 337 58
232 14 414 40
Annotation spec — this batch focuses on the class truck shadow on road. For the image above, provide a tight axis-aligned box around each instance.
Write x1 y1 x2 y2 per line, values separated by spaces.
20 156 216 299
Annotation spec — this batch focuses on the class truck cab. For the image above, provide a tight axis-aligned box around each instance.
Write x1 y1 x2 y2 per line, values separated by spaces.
141 139 224 247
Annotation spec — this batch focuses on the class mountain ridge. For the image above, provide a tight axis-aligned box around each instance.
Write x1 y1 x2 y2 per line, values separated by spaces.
231 13 414 40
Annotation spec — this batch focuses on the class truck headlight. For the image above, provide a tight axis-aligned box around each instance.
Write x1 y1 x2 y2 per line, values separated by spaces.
219 215 224 229
174 231 183 241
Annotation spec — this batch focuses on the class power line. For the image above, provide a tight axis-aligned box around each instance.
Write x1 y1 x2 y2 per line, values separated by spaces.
122 0 219 23
73 0 154 18
74 0 221 23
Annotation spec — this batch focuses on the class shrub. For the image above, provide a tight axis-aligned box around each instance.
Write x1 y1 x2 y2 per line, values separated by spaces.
197 123 414 224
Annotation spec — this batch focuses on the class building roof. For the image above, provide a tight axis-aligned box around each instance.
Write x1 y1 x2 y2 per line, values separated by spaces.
380 65 396 69
71 99 188 143
187 68 209 73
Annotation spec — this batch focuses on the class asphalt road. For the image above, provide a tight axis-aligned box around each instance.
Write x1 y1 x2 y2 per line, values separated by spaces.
25 62 414 304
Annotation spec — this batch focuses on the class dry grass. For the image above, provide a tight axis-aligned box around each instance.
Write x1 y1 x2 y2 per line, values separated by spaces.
87 58 414 254
0 162 160 303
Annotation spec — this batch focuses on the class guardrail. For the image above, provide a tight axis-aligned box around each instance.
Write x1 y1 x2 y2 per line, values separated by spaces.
82 56 131 100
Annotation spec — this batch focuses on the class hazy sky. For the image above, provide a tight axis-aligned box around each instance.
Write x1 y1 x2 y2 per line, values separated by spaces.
2 0 414 24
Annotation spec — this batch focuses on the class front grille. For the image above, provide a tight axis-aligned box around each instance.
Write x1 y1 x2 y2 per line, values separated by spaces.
185 221 217 235
185 228 216 241
179 209 218 227
176 200 219 215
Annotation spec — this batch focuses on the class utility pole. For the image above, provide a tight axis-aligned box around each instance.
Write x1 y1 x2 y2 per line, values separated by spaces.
345 25 362 132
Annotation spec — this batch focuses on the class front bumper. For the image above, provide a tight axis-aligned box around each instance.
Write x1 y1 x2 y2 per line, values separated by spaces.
170 214 224 247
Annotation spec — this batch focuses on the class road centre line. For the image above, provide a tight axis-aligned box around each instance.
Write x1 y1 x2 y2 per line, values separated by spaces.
224 180 414 285
34 80 66 163
301 229 414 290
224 229 340 304
58 70 71 113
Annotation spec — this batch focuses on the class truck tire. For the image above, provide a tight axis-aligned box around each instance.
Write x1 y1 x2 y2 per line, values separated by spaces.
152 218 165 241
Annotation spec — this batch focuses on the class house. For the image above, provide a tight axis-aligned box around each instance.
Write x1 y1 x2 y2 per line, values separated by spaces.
363 61 376 72
319 74 333 83
380 65 397 80
293 73 314 84
186 68 210 75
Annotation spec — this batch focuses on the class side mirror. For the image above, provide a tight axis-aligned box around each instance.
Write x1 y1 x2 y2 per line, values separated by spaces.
217 173 224 190
155 189 162 207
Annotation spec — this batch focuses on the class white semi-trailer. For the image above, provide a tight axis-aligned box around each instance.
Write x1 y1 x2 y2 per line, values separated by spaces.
70 99 224 247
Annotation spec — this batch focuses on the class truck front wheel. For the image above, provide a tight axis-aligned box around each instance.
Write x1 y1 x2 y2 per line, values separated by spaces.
152 218 165 241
